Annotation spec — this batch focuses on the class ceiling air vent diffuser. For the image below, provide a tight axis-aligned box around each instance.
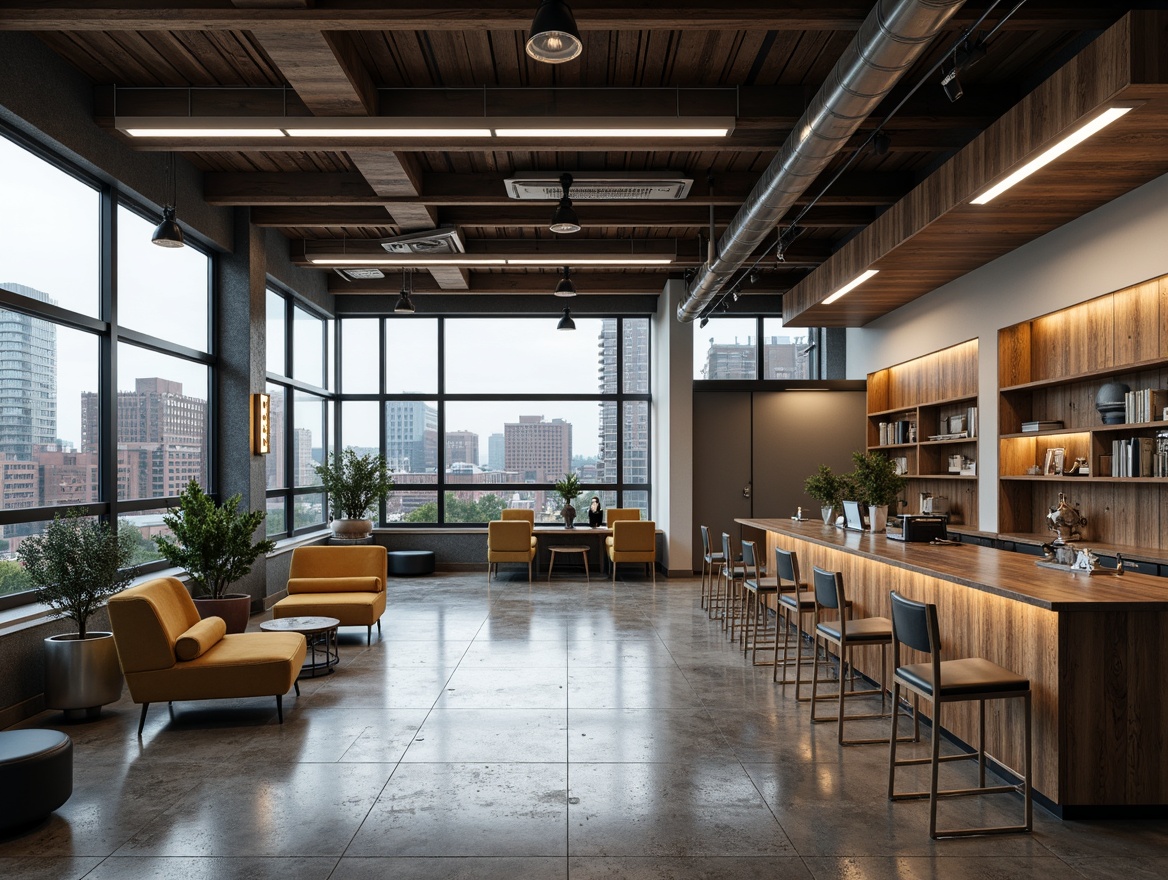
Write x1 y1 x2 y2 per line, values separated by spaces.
335 268 385 281
379 226 466 254
505 173 692 201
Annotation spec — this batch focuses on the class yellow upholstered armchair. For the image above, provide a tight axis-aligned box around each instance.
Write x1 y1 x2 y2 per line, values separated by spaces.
108 577 307 736
487 519 537 582
274 545 388 644
605 508 641 526
606 520 657 584
501 508 538 552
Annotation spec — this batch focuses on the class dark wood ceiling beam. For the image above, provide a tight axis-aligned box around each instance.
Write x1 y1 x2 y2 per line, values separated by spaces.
206 171 912 207
251 204 875 230
0 2 1120 32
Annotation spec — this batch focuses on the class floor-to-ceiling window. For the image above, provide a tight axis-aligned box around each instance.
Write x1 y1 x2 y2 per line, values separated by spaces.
264 287 333 537
0 129 214 608
694 316 821 380
337 315 651 525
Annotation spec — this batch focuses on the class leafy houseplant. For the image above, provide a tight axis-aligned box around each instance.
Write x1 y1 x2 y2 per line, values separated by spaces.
153 480 275 631
553 473 582 529
804 465 846 524
314 447 394 537
849 450 907 531
17 509 134 717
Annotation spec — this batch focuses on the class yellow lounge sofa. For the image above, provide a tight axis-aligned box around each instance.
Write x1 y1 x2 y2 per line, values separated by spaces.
108 577 307 736
606 519 657 584
274 545 388 644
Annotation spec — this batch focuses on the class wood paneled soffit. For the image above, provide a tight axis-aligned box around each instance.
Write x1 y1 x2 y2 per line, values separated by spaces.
0 2 1121 32
782 11 1168 329
204 171 912 207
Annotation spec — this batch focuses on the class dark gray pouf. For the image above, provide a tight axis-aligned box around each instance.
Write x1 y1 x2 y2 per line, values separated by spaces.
0 729 73 833
387 550 436 576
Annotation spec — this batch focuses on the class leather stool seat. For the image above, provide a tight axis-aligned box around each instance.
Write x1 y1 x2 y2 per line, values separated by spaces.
0 729 73 832
895 658 1029 698
387 550 436 576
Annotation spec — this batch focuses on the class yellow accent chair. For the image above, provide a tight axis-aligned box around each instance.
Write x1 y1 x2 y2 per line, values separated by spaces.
108 577 307 736
488 519 537 582
604 508 641 527
274 545 388 644
606 519 657 584
501 508 538 551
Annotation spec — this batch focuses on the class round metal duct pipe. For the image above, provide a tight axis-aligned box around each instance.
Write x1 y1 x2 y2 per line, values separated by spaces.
677 0 966 322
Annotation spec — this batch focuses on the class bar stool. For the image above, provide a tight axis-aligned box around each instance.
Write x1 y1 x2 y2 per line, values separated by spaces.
772 547 845 700
699 525 724 616
740 540 780 664
887 590 1033 839
808 566 901 745
720 533 746 640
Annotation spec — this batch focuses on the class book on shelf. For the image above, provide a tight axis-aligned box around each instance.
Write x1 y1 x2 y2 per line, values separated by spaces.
1124 388 1168 424
1021 420 1064 432
877 419 915 445
1111 437 1157 477
967 406 978 439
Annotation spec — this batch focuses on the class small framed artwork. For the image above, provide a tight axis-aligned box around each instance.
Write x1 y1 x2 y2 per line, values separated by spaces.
1043 446 1066 476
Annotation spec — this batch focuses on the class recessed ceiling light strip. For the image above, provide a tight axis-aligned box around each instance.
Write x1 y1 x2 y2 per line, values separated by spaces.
822 269 879 304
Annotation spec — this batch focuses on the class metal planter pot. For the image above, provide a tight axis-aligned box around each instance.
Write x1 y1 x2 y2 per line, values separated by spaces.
43 632 124 721
192 594 252 634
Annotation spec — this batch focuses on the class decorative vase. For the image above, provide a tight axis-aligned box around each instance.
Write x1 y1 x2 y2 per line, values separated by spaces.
331 518 373 539
868 504 889 533
1095 381 1130 425
821 505 835 525
562 503 576 529
43 633 124 721
193 594 252 634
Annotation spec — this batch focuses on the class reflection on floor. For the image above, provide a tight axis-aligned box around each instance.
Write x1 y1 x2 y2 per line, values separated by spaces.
3 572 1167 879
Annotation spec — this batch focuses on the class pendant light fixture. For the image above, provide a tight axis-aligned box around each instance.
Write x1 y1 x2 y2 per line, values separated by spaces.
525 1 582 64
549 173 581 234
151 151 185 248
394 268 416 313
556 306 576 331
553 266 576 297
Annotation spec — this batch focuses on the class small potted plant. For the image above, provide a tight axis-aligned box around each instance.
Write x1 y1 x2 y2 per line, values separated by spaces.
152 480 276 633
849 450 907 533
315 447 394 539
553 473 582 529
17 509 134 720
804 465 846 525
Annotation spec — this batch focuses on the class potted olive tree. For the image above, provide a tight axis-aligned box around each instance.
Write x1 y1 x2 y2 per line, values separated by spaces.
315 447 394 538
803 465 847 525
152 479 276 633
17 509 133 720
850 450 907 533
553 473 582 529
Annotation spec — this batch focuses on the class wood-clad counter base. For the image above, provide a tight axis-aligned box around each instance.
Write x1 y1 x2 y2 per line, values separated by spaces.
738 518 1168 818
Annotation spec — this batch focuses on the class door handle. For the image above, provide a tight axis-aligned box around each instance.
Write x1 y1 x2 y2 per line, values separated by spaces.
742 482 751 498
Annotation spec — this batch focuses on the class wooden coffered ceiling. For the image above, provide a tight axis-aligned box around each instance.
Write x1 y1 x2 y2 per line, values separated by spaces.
1 1 1157 319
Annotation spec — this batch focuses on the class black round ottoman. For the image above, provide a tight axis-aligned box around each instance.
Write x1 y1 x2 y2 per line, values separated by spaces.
387 550 436 576
0 729 72 833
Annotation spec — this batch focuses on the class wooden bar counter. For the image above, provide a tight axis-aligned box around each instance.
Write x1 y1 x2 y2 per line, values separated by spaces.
738 517 1168 817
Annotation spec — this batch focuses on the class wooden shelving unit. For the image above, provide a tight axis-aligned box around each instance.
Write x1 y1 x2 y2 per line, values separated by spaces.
998 274 1168 550
866 339 979 525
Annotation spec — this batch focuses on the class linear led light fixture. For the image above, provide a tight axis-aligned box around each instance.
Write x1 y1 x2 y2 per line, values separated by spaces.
970 106 1133 205
307 255 674 267
116 116 733 139
822 269 879 305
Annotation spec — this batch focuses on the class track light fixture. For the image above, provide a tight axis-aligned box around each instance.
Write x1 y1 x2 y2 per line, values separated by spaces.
151 152 184 248
556 306 576 331
549 173 581 233
394 268 416 313
554 266 577 297
871 129 891 156
940 38 987 104
526 1 583 65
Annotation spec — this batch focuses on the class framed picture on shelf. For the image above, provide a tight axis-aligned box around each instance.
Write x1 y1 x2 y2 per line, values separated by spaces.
1043 446 1066 476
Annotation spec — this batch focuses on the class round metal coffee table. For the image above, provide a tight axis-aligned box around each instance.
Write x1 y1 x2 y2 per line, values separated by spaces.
260 616 340 678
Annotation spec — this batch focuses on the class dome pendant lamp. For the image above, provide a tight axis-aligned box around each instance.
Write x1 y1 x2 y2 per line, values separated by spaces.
525 1 583 64
556 306 576 331
394 268 416 314
549 173 581 234
554 266 577 297
151 152 185 248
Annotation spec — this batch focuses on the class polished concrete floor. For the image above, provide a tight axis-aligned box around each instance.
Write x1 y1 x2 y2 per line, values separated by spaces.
3 571 1167 879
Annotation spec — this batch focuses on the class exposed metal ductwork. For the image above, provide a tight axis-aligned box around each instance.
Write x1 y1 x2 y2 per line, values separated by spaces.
677 0 966 322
